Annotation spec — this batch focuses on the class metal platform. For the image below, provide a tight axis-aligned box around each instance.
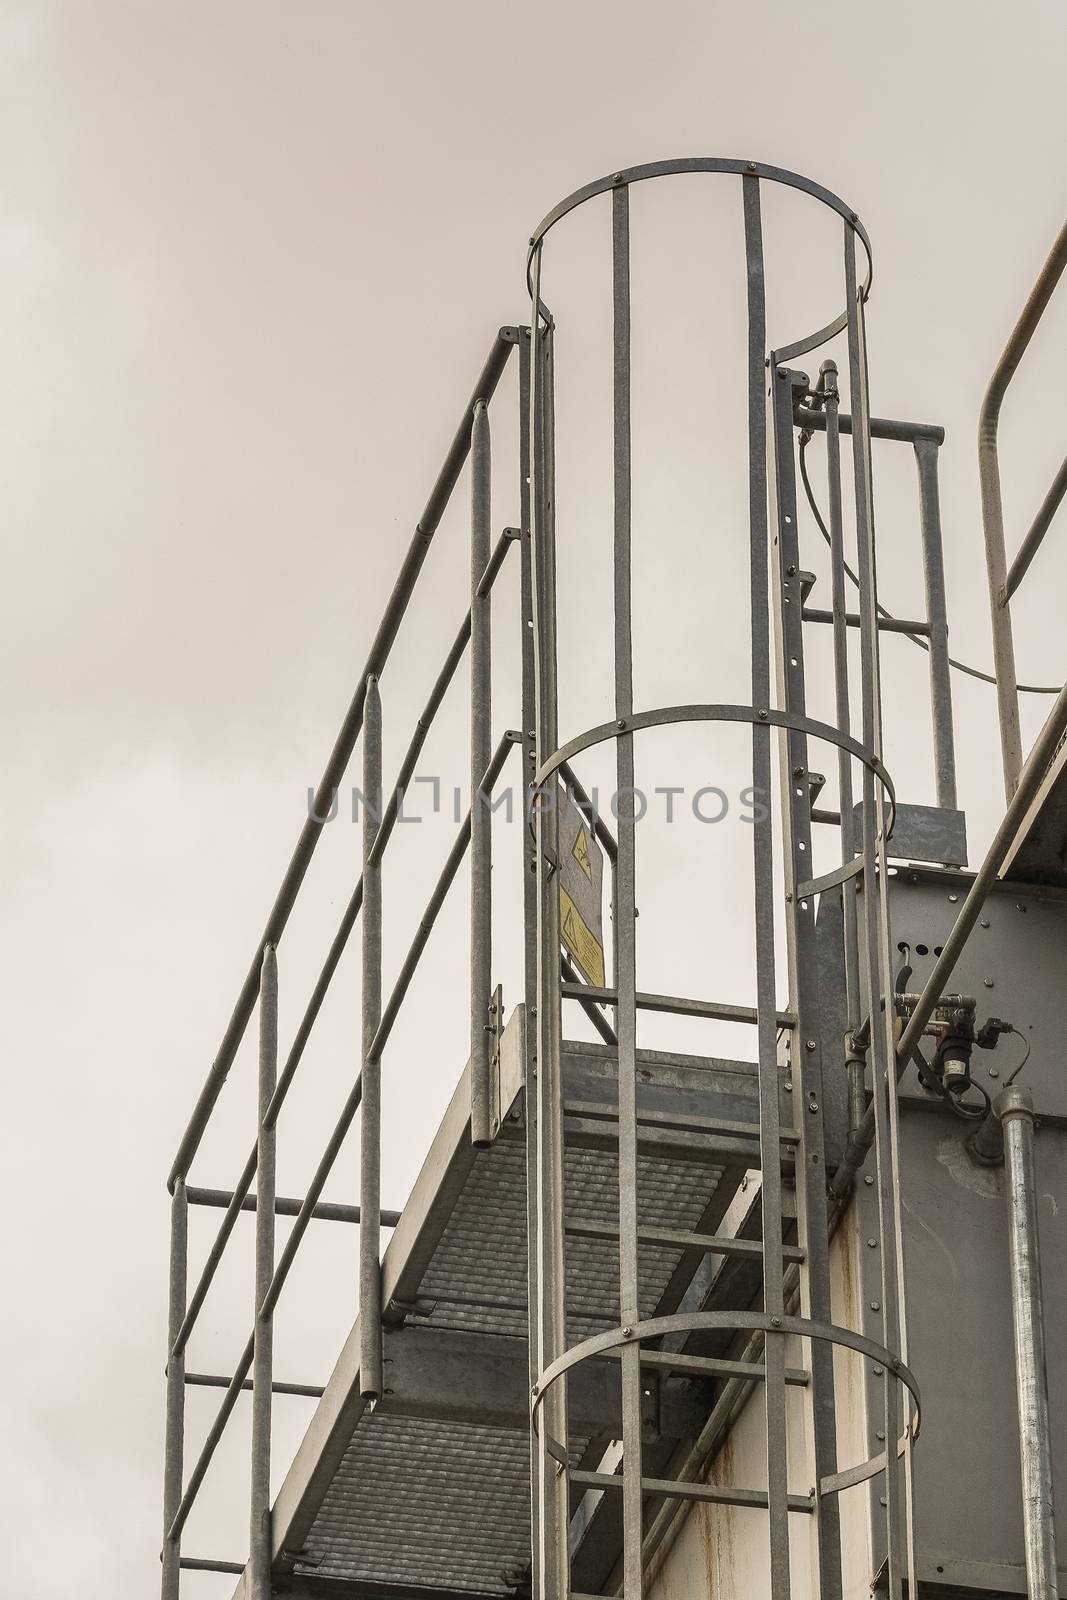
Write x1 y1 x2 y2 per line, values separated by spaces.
240 1010 793 1598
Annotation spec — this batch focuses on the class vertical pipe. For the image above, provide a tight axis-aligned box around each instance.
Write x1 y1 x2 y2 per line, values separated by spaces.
161 1180 188 1600
250 944 278 1600
360 676 384 1399
530 251 569 1600
914 438 957 811
742 174 790 1599
471 401 494 1147
769 363 842 1594
997 1086 1059 1599
611 181 643 1600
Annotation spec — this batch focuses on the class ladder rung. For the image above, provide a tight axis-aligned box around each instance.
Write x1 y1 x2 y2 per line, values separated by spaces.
562 1101 800 1144
564 1218 804 1265
569 1468 812 1513
633 1347 809 1386
559 982 795 1030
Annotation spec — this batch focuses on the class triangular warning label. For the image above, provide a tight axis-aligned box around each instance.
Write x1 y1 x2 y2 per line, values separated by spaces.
562 904 579 943
573 823 592 881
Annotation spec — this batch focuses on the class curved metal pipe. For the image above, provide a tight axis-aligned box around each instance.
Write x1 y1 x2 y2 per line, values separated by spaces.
979 217 1067 801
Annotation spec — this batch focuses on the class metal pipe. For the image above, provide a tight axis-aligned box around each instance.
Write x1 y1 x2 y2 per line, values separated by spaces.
1005 452 1067 602
249 944 277 1600
161 1179 188 1600
832 676 1067 1201
979 218 1067 802
185 1187 401 1227
186 1373 324 1400
168 330 517 1191
997 1086 1059 1598
360 678 384 1399
914 438 957 810
802 606 931 636
795 404 944 445
470 401 493 1146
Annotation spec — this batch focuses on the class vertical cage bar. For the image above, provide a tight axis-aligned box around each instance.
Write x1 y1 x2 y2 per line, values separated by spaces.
611 181 644 1600
742 172 791 1599
822 366 863 1130
531 244 569 1600
913 438 957 811
770 362 843 1594
517 326 545 1577
843 225 911 1597
161 1179 188 1600
360 675 384 1399
471 401 494 1147
250 944 278 1600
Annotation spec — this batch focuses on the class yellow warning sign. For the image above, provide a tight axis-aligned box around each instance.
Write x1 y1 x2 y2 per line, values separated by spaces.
572 823 592 881
560 885 606 988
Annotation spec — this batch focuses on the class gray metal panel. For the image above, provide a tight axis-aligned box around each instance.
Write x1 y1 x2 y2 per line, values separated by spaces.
888 869 1067 1119
852 802 967 868
857 1104 1067 1595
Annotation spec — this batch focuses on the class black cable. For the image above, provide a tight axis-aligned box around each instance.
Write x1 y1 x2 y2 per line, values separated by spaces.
1005 1025 1032 1086
797 434 1059 696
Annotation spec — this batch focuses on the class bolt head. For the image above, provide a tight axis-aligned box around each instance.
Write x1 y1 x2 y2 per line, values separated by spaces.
864 1174 875 1185
870 1300 880 1312
806 1038 817 1051
770 1315 782 1328
867 1237 878 1248
622 1326 633 1339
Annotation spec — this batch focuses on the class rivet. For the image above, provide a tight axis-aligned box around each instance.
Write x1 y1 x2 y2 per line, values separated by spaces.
746 160 757 172
876 1430 886 1442
864 1175 875 1186
879 1495 888 1507
771 1315 782 1328
873 1366 884 1377
867 1238 878 1249
758 708 769 720
617 718 627 731
870 1300 880 1312
613 172 624 183
622 1326 633 1339
980 918 990 929
948 893 959 903
989 1067 1000 1079
806 1038 817 1051
984 978 994 988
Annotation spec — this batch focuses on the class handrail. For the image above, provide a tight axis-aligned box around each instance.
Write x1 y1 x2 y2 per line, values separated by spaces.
979 218 1067 801
167 731 522 1545
168 327 519 1191
169 525 520 1362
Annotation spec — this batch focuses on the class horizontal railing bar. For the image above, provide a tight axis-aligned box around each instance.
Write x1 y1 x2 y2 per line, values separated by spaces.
569 1469 813 1513
632 1347 809 1385
1004 452 1067 601
168 328 518 1191
802 606 931 636
186 1372 324 1399
170 733 520 1539
186 1186 402 1228
178 1557 246 1575
564 1218 804 1263
811 807 842 826
559 981 795 1029
561 954 618 1046
795 404 944 446
170 545 521 1358
562 1100 800 1144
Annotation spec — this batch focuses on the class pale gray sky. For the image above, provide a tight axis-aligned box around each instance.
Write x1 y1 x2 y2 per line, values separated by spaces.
3 3 1067 1596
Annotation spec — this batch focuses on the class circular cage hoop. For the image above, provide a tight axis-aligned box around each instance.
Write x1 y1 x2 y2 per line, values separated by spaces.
532 702 897 853
530 1308 920 1504
526 157 873 363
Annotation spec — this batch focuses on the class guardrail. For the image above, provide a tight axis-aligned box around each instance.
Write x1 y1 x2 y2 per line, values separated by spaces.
979 217 1067 801
161 327 525 1596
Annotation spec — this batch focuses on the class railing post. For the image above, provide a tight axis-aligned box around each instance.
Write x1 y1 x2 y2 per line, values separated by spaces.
470 400 493 1146
914 437 957 811
250 944 278 1600
161 1178 188 1600
360 676 384 1398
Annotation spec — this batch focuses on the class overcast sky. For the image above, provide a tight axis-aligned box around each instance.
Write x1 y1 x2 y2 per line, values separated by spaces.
3 3 1067 1596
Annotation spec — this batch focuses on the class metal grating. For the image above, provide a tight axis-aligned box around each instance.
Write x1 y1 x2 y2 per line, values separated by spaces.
415 1140 725 1340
